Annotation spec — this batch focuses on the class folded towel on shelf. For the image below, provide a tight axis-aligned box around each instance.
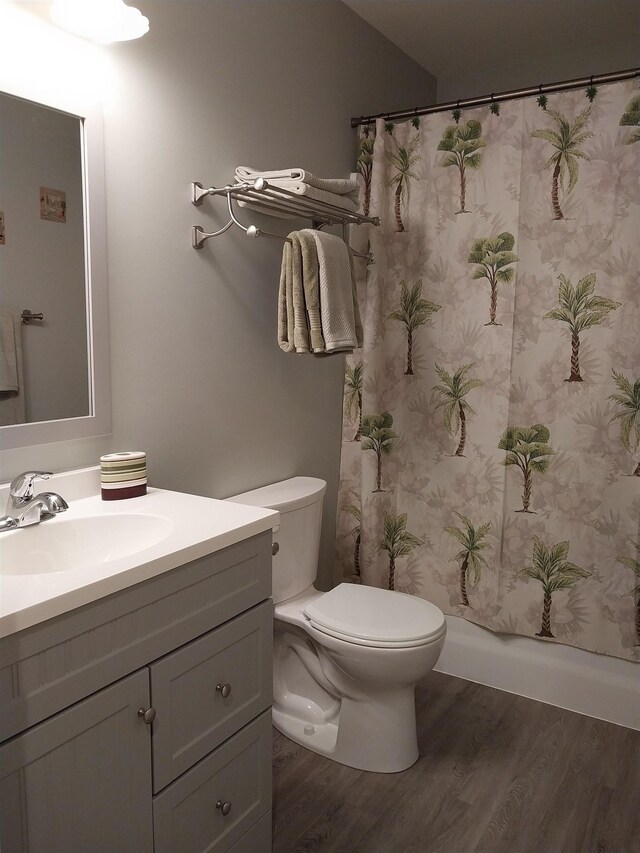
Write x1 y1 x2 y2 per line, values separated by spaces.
235 166 359 202
308 230 362 353
0 311 26 425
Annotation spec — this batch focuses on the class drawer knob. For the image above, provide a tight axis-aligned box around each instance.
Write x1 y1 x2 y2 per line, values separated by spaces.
215 682 232 699
216 799 232 816
137 706 156 725
272 541 279 556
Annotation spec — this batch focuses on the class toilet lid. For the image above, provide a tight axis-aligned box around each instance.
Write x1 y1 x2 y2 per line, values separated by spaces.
303 584 445 646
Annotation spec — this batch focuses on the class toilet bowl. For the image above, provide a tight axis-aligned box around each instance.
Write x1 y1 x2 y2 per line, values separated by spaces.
229 477 446 773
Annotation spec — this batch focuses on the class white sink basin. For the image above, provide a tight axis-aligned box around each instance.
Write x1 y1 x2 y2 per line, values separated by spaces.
1 513 174 575
0 469 279 639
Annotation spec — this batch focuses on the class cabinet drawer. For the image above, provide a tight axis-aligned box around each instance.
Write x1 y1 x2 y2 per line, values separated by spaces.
153 710 272 853
151 601 272 791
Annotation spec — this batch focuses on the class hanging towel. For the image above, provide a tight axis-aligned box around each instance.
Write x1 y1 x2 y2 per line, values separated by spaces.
235 166 359 202
297 230 325 353
309 231 362 353
0 311 26 425
278 238 310 354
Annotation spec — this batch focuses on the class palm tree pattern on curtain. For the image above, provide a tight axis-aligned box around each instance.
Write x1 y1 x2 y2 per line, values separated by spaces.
543 273 620 382
444 511 492 606
386 127 421 232
337 81 640 661
499 424 554 513
608 371 640 477
433 363 483 457
616 539 640 644
531 107 592 220
389 280 441 375
341 490 362 584
380 514 423 591
356 126 376 216
468 232 518 326
521 538 591 638
360 412 396 492
437 119 485 213
344 361 364 441
619 96 640 145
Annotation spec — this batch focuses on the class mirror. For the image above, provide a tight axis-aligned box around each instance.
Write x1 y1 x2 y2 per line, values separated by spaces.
0 89 110 450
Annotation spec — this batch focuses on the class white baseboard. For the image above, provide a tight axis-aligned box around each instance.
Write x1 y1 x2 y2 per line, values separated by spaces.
434 615 640 731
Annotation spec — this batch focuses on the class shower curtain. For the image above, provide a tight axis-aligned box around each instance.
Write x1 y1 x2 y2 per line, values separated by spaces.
337 79 640 661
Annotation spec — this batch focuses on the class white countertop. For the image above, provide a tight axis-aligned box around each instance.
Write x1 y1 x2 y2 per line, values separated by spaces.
0 469 278 638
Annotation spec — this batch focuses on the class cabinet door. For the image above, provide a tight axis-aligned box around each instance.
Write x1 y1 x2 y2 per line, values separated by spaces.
150 601 272 791
0 669 153 853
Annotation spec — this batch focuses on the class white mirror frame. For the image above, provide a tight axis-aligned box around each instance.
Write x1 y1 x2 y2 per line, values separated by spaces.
0 87 111 450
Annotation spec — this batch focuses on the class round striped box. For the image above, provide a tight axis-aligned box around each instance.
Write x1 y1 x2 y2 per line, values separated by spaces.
100 451 147 500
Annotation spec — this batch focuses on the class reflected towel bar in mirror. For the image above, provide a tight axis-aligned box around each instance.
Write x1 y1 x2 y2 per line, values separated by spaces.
21 310 44 324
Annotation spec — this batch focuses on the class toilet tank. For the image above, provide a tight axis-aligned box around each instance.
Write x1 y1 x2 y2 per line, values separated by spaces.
228 477 326 604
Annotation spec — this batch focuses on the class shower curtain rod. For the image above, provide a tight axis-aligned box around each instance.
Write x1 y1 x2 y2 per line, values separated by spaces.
350 66 640 128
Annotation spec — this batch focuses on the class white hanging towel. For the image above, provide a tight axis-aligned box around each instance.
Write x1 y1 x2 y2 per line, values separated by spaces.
307 230 363 353
235 166 359 202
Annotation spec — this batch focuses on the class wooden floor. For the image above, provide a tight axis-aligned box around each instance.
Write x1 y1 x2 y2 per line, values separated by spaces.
272 671 640 853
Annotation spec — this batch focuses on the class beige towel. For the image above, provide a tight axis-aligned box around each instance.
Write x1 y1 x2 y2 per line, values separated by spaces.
0 311 26 425
297 230 325 353
278 238 310 354
309 231 362 353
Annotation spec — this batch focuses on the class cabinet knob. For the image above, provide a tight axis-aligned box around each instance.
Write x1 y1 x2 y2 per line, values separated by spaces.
272 541 280 556
215 682 232 699
216 800 232 816
137 706 156 725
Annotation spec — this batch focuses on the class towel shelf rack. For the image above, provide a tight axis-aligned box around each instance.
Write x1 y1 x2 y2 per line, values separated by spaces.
190 178 378 260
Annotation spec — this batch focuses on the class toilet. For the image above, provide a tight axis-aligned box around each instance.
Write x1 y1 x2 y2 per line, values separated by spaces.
229 476 446 773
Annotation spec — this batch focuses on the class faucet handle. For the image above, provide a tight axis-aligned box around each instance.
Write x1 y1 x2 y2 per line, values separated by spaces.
9 471 52 501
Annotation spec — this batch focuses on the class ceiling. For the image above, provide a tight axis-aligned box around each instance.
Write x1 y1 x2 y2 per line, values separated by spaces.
343 0 640 80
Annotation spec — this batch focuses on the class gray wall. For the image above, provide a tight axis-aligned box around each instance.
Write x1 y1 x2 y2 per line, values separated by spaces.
104 0 435 587
0 1 435 589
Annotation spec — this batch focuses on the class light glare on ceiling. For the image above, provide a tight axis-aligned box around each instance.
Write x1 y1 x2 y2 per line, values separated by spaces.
50 0 149 43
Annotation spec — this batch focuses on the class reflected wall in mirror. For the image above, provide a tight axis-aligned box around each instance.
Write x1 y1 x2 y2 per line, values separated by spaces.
0 88 110 451
0 93 90 426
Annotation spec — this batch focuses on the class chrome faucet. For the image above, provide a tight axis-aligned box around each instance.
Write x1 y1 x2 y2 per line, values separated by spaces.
1 471 69 531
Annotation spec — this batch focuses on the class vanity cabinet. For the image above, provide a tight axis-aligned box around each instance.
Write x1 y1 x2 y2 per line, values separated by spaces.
0 532 273 853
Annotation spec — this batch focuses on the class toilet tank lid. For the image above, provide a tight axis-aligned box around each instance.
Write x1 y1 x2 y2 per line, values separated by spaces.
228 477 326 513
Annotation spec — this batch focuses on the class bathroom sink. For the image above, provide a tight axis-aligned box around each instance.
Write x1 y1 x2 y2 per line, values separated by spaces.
0 513 174 575
0 469 279 639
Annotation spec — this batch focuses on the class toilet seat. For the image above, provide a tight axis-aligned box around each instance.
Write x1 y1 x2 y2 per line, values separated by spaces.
303 583 446 649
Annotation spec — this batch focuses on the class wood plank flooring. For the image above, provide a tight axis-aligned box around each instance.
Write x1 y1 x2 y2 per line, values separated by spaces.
272 671 640 853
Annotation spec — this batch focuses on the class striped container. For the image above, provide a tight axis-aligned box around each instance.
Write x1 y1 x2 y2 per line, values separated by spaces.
100 451 147 501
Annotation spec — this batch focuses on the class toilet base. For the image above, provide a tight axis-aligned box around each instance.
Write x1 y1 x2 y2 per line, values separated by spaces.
272 687 419 774
273 707 339 757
